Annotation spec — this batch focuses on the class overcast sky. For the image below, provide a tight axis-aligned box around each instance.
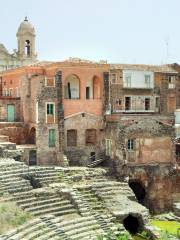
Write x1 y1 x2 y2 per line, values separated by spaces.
0 0 179 64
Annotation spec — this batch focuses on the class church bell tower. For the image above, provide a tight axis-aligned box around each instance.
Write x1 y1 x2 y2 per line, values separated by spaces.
16 17 37 63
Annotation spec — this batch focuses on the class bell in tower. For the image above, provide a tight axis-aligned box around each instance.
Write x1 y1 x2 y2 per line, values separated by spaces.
16 17 37 63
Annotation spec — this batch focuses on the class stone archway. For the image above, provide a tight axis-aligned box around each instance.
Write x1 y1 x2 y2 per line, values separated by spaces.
129 180 146 205
123 214 142 234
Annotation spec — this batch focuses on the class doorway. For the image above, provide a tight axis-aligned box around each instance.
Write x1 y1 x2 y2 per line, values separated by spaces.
129 181 146 205
29 150 37 166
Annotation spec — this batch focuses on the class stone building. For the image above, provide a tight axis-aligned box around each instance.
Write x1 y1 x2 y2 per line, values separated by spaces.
104 64 179 213
0 59 109 166
0 17 37 72
0 19 179 213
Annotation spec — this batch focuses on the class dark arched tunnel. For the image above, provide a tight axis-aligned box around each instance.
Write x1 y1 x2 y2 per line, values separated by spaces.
123 214 142 234
129 181 146 205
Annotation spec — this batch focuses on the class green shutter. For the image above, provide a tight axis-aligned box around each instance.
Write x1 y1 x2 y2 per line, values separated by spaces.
7 105 15 122
49 129 55 147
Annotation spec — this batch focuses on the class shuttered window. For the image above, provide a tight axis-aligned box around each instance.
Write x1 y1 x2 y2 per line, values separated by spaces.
67 130 77 146
85 129 96 145
47 103 54 115
49 129 56 147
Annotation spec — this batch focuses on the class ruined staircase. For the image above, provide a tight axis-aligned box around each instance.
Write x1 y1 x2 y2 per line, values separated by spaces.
0 159 149 239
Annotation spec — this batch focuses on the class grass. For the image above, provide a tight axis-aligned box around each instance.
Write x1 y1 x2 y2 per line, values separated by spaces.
0 201 32 234
151 220 180 237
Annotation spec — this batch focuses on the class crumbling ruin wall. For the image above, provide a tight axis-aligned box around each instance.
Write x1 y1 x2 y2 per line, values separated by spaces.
122 164 180 213
105 116 177 213
106 116 175 167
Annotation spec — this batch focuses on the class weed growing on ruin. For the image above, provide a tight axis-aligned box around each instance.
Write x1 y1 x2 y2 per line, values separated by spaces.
0 201 32 234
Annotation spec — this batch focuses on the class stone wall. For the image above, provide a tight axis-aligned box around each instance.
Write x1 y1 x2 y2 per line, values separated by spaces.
0 98 22 122
105 116 176 213
122 164 180 213
64 113 105 166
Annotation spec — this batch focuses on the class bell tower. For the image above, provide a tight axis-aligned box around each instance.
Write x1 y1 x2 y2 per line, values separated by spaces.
16 17 37 62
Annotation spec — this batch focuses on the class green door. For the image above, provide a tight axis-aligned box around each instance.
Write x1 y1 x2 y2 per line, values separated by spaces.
7 105 15 122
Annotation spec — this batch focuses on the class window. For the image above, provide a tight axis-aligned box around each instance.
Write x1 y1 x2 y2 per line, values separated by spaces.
48 129 56 147
124 73 131 87
47 103 54 115
125 97 131 110
105 139 112 156
46 103 55 123
86 87 90 99
116 98 121 105
64 75 80 99
67 129 77 146
9 88 13 96
127 139 134 150
155 97 160 109
145 98 150 110
85 129 97 145
16 87 20 97
168 76 175 89
25 40 31 56
111 74 117 84
45 77 55 87
145 75 151 88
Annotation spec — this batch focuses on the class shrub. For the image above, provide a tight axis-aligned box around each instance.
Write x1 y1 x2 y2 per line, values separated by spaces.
0 201 32 234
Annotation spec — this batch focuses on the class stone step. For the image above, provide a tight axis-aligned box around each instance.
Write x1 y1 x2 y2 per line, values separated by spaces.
52 216 94 226
1 218 44 240
31 204 76 217
0 179 30 186
16 196 37 205
61 219 100 233
0 170 29 178
11 191 33 199
1 185 32 194
70 229 103 240
21 198 69 210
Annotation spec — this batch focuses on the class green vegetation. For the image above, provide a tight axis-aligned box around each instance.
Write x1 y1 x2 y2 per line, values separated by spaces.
151 220 180 237
0 201 32 234
58 171 65 180
97 231 129 240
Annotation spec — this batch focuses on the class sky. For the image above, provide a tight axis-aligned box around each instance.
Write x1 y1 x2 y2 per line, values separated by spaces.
0 0 180 64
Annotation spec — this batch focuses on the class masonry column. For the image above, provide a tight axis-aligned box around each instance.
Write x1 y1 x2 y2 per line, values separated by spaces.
55 71 65 152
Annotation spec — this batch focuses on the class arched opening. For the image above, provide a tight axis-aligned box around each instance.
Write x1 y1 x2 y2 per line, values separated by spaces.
86 76 101 99
25 40 31 56
129 180 146 205
29 127 36 144
123 215 141 234
64 74 80 99
86 79 93 99
93 76 101 99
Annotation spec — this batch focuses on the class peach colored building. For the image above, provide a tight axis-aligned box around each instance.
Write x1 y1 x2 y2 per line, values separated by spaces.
0 59 109 165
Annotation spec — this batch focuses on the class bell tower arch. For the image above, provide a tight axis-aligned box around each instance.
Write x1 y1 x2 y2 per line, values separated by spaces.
16 17 37 62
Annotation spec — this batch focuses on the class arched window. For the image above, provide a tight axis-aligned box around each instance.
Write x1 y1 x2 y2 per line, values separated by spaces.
25 40 30 56
64 75 80 99
86 76 101 100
